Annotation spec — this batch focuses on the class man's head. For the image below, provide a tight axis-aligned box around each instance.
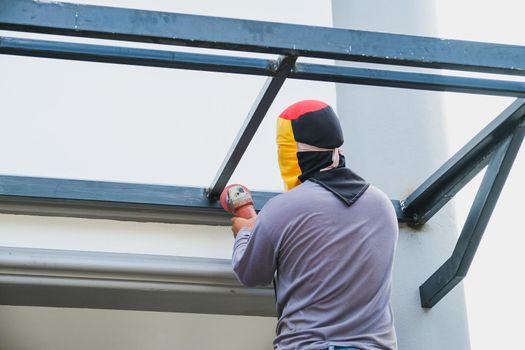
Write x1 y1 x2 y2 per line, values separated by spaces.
276 100 345 191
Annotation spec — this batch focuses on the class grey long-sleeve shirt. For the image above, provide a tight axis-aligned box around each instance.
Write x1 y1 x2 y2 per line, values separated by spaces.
232 180 398 350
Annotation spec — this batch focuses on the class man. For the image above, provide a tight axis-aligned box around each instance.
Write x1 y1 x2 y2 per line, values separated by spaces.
231 100 398 350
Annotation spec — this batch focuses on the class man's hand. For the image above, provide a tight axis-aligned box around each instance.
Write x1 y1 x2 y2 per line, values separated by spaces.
231 216 257 238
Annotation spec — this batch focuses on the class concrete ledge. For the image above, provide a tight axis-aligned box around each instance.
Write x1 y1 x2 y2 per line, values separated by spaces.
0 246 276 317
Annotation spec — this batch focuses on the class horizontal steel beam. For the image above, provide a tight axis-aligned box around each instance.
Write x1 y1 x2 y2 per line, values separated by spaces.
0 175 406 224
0 175 276 226
3 37 525 98
402 99 525 225
2 0 525 75
291 63 525 98
420 124 525 307
0 36 275 76
0 246 276 316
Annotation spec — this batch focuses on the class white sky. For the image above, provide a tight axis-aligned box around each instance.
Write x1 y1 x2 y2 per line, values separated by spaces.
435 2 525 349
0 1 524 349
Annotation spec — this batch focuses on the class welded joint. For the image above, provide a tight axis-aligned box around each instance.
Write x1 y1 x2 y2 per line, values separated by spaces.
399 199 421 226
268 58 281 73
203 188 216 203
390 200 412 224
274 55 298 75
267 55 298 74
408 213 421 226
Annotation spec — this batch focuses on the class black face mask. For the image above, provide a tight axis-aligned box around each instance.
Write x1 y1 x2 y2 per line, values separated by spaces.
298 152 369 206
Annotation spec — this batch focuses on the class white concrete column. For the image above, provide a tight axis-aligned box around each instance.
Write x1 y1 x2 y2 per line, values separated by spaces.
332 1 470 349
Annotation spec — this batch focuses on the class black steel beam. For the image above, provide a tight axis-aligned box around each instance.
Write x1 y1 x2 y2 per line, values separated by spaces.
207 55 297 198
291 63 525 98
0 246 276 316
2 0 525 76
0 174 406 224
0 36 275 76
420 123 525 308
0 175 277 226
402 99 525 225
3 37 525 98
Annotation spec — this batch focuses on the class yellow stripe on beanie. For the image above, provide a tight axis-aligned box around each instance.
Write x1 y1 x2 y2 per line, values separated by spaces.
276 118 302 191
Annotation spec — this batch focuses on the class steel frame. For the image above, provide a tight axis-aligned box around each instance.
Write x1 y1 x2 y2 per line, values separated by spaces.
402 99 525 226
2 37 525 98
0 175 278 226
1 0 524 311
207 55 298 198
420 122 525 307
2 0 525 75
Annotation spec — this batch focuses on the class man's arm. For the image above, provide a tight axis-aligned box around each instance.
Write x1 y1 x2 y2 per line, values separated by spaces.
231 212 278 287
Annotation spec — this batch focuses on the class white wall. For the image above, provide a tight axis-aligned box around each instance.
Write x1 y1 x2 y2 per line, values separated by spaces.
332 1 470 349
436 2 525 349
0 1 335 349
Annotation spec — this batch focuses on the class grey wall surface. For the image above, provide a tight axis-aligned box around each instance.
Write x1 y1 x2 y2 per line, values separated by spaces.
332 1 470 349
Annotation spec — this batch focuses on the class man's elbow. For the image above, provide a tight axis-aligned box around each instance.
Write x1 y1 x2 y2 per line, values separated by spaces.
237 275 272 288
233 263 272 287
237 276 260 287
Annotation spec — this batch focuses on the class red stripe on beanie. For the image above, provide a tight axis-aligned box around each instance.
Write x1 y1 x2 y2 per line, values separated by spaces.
279 100 329 120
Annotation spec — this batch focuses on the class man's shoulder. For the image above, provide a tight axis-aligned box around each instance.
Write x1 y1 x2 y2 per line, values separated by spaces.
356 185 397 223
358 184 391 206
262 182 318 213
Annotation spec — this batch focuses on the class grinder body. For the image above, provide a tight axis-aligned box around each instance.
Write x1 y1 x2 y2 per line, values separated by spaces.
220 184 256 219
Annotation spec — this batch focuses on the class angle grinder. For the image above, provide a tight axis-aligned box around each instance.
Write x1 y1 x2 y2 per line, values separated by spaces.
220 184 256 219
